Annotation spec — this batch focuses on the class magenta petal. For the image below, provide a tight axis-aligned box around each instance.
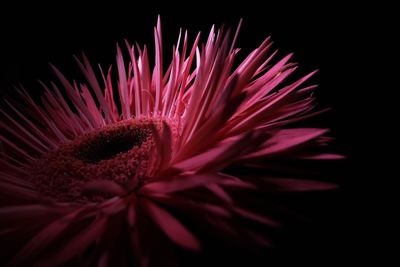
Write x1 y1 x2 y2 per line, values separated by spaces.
143 199 201 251
260 178 338 191
39 217 107 266
127 203 137 227
11 210 82 263
300 153 345 160
0 182 39 202
81 180 126 196
206 183 233 204
147 194 232 218
140 173 222 194
0 205 53 223
234 207 280 227
244 228 273 247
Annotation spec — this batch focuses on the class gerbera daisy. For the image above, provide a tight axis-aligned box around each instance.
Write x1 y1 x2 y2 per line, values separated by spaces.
0 18 341 266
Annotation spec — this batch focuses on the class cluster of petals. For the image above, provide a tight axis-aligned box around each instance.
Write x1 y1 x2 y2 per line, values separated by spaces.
0 18 341 266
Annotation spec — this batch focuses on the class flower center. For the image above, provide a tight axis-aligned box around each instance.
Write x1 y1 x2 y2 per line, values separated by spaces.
73 125 149 163
29 118 168 203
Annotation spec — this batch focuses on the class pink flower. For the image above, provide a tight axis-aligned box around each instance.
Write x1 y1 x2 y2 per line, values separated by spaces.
0 18 342 266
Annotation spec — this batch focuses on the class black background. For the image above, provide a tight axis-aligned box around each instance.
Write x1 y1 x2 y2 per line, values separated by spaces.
0 1 382 266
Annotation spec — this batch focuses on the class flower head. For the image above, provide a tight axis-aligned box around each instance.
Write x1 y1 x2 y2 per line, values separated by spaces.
0 18 341 266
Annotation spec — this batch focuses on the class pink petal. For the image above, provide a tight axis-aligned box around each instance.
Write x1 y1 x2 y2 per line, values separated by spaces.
174 132 253 173
242 128 328 159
